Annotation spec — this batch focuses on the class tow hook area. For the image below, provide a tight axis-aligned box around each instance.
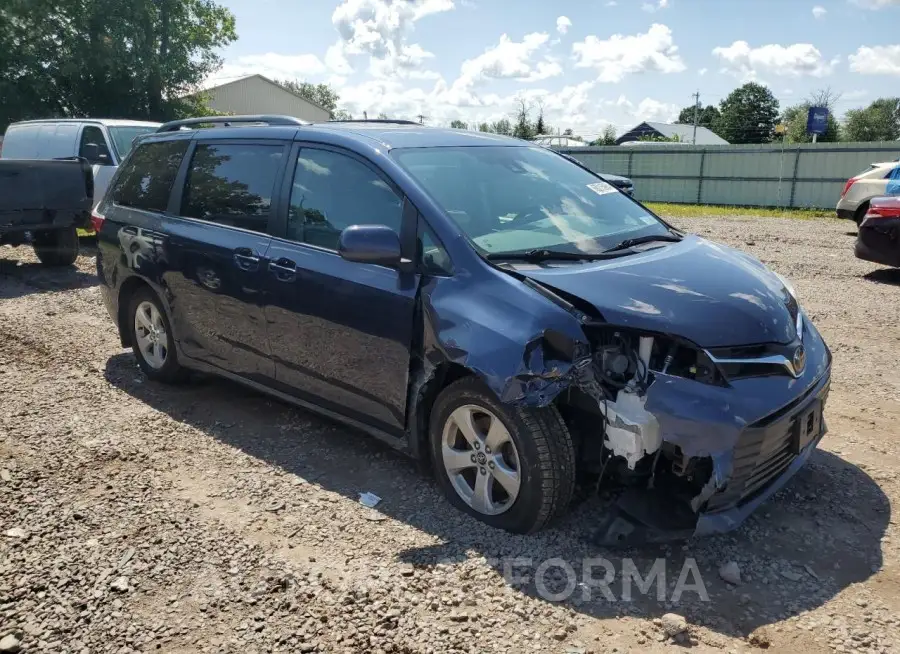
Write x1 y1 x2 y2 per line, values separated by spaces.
593 488 700 546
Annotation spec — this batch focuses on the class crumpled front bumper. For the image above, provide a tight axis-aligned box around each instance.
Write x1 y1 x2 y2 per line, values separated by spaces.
594 323 832 547
695 370 830 537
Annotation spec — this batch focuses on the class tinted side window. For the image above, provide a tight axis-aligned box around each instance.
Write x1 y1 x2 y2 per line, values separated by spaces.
288 149 402 249
181 143 284 233
79 125 112 164
112 140 189 212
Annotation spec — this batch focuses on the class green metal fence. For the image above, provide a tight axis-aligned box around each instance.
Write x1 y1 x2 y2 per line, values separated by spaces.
561 142 900 209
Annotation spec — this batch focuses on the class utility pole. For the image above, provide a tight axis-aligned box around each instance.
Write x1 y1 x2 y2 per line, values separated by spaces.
691 90 700 145
417 114 426 125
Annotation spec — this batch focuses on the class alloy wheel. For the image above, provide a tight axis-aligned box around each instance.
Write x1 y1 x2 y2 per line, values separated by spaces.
441 405 521 516
134 300 168 370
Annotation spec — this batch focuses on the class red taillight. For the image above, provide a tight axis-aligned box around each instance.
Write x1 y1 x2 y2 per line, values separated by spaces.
841 177 858 198
865 206 900 221
90 210 105 233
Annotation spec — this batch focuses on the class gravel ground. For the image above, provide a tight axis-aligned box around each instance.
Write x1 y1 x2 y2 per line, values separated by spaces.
1 214 899 654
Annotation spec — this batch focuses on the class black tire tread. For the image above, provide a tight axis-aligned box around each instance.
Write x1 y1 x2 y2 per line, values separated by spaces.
33 227 79 266
509 399 576 532
854 201 870 226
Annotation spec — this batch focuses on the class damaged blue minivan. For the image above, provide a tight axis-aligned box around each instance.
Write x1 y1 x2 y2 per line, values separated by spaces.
95 116 831 544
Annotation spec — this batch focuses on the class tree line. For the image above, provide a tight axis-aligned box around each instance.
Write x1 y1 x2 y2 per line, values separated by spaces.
1 0 237 130
673 83 899 144
446 83 899 146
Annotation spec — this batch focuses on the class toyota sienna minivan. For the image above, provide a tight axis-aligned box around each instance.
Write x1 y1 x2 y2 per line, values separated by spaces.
94 115 831 543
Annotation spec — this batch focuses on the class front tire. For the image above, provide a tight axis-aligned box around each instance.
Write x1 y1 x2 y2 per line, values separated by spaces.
129 288 186 383
429 378 576 533
33 227 79 266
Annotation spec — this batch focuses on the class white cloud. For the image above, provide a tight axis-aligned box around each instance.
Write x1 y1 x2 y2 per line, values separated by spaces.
325 42 353 76
812 5 827 18
843 89 869 100
698 67 708 76
608 95 678 123
713 41 836 79
455 32 561 88
212 53 326 84
634 98 679 122
851 0 900 8
572 24 686 83
556 16 572 35
849 45 900 75
642 0 669 11
331 0 454 73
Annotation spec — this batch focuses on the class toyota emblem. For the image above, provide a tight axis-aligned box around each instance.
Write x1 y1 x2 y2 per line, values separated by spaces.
792 345 806 376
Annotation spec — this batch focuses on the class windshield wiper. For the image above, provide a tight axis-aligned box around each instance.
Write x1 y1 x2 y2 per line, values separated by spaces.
602 233 683 254
486 248 618 262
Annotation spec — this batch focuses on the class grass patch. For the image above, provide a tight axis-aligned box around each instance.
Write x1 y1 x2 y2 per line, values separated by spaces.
645 202 834 220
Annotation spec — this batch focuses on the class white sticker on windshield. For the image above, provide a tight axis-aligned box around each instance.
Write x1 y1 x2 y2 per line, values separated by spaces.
586 181 617 196
637 214 657 225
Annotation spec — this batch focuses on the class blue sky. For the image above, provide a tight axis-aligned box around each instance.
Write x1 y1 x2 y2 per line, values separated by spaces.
213 0 900 139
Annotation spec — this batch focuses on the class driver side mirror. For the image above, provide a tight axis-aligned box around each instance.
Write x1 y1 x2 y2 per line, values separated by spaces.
338 225 403 268
82 143 110 165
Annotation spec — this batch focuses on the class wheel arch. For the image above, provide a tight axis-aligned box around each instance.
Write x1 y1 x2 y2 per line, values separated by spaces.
409 361 475 470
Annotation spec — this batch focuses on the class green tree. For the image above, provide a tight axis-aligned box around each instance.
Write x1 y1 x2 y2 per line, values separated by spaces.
638 133 682 143
512 97 534 139
844 98 900 142
717 82 780 144
449 119 468 129
534 107 546 136
0 0 237 130
491 118 512 136
675 104 721 133
277 80 343 117
590 125 618 146
779 92 841 144
477 122 492 133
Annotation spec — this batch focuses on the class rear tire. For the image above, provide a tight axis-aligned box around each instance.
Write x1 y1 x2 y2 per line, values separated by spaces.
129 287 186 384
854 201 870 226
33 227 79 266
429 377 576 534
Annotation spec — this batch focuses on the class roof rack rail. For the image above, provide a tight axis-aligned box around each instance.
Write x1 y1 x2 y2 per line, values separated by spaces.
156 115 309 133
327 119 420 126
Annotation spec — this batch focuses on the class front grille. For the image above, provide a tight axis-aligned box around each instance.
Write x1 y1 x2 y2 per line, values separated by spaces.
704 376 829 513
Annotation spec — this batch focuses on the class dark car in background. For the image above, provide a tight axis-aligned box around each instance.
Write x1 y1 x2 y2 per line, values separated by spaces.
855 196 900 267
0 158 93 265
94 115 830 543
597 172 634 196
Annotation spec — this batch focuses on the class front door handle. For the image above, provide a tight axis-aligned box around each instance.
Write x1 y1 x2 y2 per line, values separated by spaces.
233 247 260 272
269 257 297 282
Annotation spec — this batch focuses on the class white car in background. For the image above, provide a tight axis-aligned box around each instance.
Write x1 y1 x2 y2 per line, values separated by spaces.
1 118 160 207
533 135 587 148
837 160 900 224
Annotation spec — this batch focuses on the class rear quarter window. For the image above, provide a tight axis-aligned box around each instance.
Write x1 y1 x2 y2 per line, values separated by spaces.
111 140 189 212
1 124 43 159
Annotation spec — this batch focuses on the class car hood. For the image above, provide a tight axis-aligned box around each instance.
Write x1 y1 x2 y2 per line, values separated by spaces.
511 235 799 347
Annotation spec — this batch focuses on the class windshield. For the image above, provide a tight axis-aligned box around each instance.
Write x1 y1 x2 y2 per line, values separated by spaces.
108 126 158 159
393 145 667 256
